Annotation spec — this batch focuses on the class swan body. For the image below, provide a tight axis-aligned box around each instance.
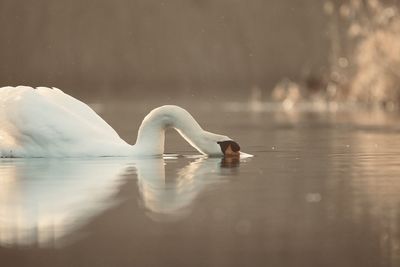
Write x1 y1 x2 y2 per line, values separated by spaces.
0 86 240 158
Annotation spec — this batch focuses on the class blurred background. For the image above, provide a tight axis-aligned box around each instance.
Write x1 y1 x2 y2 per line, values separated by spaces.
1 0 399 106
2 2 400 266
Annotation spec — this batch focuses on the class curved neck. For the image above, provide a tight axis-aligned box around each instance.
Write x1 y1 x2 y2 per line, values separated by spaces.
132 105 226 156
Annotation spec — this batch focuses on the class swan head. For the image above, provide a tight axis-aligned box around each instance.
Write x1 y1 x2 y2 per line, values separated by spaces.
189 131 241 157
217 140 241 157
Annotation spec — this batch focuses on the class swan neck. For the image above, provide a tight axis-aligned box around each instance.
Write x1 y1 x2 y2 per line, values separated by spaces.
133 106 204 155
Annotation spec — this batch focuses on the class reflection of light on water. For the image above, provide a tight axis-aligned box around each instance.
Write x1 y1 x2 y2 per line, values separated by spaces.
0 159 128 247
326 131 400 265
349 144 400 264
0 156 247 246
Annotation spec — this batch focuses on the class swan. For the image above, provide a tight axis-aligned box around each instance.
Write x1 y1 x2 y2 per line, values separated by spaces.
0 86 247 158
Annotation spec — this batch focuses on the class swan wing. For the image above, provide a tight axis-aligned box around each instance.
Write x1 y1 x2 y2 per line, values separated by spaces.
0 86 125 157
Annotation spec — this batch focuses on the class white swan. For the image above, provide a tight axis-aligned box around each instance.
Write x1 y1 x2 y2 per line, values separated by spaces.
0 86 245 158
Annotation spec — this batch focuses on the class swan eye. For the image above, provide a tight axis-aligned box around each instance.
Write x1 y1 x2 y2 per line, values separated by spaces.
217 140 240 155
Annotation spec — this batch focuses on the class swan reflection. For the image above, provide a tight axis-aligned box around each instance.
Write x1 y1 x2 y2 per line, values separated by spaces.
0 158 129 247
0 156 244 246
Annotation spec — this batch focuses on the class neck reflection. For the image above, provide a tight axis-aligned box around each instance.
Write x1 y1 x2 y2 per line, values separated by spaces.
136 156 240 222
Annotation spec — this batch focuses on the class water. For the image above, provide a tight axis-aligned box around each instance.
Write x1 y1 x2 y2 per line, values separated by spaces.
1 103 400 267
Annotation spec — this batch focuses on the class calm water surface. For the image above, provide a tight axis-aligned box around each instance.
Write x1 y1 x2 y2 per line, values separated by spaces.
1 103 400 267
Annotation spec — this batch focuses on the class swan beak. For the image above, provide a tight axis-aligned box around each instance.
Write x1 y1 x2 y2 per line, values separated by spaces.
218 140 240 157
